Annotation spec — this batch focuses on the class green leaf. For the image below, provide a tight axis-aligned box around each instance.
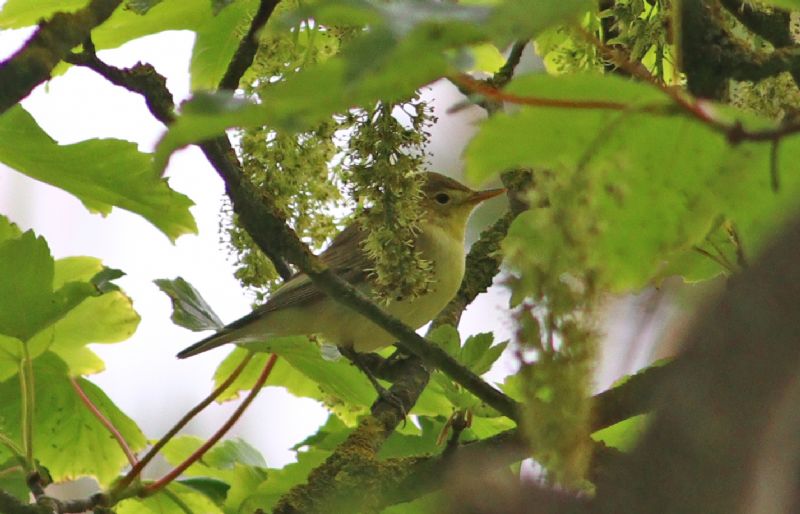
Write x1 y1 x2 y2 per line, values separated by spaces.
427 325 460 358
0 216 21 244
466 73 789 290
239 447 329 513
591 414 649 452
0 106 196 241
0 0 85 26
161 435 270 512
192 0 259 89
460 333 507 375
155 277 224 331
213 342 377 415
465 73 667 185
178 477 230 505
0 231 98 342
0 335 24 382
31 291 141 376
0 459 28 502
117 483 225 514
379 416 445 459
488 0 593 45
0 353 146 485
126 0 165 15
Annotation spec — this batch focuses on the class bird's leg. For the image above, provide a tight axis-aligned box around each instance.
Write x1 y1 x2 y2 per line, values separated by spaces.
338 346 407 416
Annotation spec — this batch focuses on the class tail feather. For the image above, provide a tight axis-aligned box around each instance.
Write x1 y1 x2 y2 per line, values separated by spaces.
177 329 240 359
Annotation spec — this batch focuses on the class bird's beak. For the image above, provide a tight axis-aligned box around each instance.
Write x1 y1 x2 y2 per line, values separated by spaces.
468 187 506 204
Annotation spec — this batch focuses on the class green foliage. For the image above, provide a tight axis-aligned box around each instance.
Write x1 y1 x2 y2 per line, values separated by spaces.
5 0 800 509
0 106 196 241
161 436 268 513
0 353 146 486
152 0 592 168
116 483 225 514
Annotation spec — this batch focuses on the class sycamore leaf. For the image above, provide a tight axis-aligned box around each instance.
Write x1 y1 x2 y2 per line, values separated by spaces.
0 106 196 241
0 353 146 485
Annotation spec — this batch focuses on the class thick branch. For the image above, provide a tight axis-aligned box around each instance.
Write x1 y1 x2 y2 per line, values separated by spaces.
718 0 793 48
0 0 122 114
218 0 282 90
272 355 429 514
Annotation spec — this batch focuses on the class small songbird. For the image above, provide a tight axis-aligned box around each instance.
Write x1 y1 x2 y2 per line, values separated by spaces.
177 172 505 359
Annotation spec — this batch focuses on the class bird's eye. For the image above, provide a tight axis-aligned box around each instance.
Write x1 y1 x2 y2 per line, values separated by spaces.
434 193 450 205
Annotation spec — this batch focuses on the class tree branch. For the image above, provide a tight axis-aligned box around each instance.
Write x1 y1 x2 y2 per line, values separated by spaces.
0 0 122 114
218 0 282 91
273 354 430 514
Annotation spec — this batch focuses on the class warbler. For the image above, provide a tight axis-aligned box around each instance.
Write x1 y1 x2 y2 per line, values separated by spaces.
177 172 505 358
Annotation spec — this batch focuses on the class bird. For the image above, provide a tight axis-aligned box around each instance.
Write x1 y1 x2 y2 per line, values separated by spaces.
177 172 505 359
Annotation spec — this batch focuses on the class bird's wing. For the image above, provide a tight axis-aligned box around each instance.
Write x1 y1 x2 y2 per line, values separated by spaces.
225 223 371 330
177 224 373 358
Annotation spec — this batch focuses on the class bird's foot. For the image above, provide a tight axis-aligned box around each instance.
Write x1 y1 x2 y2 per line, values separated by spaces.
339 346 408 419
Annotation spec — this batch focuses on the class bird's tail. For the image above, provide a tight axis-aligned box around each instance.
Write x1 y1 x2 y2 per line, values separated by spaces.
177 329 240 359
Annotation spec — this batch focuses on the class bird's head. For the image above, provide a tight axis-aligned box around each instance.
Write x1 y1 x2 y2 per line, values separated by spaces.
420 172 506 239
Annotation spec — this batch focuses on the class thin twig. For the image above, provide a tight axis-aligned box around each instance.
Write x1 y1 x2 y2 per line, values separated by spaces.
114 351 255 493
144 353 277 495
19 348 33 471
70 378 138 468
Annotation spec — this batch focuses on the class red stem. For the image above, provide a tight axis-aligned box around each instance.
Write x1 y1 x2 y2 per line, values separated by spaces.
454 73 628 111
144 353 278 495
114 351 256 492
70 377 138 467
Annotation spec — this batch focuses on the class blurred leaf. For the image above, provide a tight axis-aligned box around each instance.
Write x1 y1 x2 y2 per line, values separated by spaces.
160 436 269 512
0 459 27 502
117 482 225 514
154 0 591 171
0 106 196 241
467 43 506 73
192 0 259 89
126 0 165 14
488 0 593 45
379 416 445 458
382 492 443 514
465 73 793 290
0 353 146 485
155 277 225 331
0 0 85 25
212 0 236 15
591 414 649 452
178 477 230 505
